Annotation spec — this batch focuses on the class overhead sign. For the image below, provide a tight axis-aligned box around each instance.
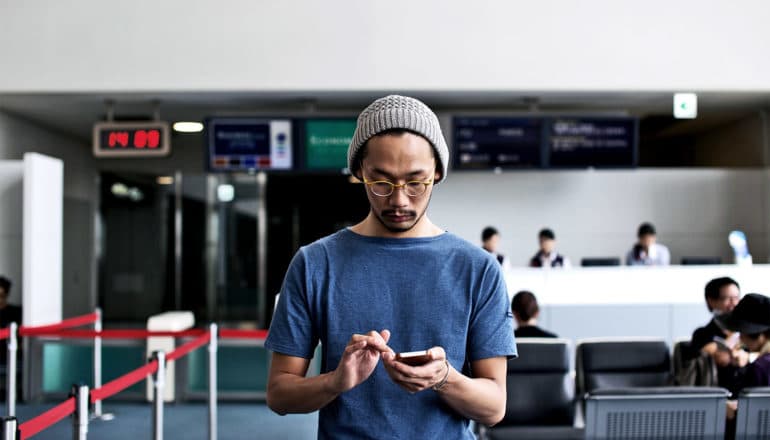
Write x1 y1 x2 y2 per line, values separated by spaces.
673 93 698 119
207 118 293 171
304 119 356 170
93 121 171 158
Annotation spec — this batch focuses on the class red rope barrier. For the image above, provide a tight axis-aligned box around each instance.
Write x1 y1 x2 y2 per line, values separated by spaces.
166 332 211 362
31 328 207 339
90 360 158 404
18 397 75 440
0 327 10 340
19 312 98 336
219 328 268 339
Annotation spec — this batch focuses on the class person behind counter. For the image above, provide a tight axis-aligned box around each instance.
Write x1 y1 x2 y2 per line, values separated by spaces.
511 290 557 338
481 226 511 270
529 228 570 269
626 222 670 266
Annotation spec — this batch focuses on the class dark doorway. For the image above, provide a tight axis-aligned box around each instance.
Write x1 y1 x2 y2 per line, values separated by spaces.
265 174 369 325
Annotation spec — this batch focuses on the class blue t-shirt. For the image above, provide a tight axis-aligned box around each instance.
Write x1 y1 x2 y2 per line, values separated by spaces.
266 228 517 440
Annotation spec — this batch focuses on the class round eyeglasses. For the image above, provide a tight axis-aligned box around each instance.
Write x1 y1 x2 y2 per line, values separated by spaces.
362 177 434 197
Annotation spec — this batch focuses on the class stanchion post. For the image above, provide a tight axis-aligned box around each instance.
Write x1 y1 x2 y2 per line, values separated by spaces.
6 323 18 418
1 416 18 440
93 308 102 418
71 384 89 440
208 324 218 440
152 351 166 440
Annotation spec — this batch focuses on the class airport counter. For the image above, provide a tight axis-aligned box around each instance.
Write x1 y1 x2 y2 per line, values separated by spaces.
503 264 770 346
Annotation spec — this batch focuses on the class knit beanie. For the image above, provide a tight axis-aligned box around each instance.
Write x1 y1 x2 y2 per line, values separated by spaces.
347 95 449 183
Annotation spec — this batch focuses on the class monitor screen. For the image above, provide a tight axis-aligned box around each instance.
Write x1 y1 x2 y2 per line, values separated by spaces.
207 118 293 171
304 119 356 171
546 117 637 168
453 117 543 169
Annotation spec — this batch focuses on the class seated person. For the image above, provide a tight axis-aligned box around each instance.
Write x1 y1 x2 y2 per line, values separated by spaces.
481 226 511 270
0 276 21 366
689 277 747 389
626 222 671 266
0 276 21 328
718 294 770 428
511 290 557 338
529 228 571 269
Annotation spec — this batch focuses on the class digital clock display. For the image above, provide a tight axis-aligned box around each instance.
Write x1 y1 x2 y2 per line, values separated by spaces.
93 122 171 157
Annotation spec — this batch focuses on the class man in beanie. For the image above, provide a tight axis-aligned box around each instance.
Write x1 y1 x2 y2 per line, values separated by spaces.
266 95 516 438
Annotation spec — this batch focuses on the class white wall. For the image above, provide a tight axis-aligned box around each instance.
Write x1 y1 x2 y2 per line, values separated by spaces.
1 0 769 92
430 169 770 266
23 153 63 326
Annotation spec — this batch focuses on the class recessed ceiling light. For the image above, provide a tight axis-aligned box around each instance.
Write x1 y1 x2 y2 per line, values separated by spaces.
173 122 204 133
156 176 174 185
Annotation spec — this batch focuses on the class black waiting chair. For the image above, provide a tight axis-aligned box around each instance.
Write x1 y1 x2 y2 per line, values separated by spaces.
681 256 722 265
481 339 583 440
580 258 621 267
735 387 770 440
585 387 729 439
576 339 673 397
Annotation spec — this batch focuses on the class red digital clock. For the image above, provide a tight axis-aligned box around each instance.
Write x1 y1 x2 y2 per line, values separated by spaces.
93 121 171 157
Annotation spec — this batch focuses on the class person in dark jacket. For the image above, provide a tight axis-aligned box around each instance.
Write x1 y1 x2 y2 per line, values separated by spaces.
719 293 770 434
511 290 557 338
689 277 747 389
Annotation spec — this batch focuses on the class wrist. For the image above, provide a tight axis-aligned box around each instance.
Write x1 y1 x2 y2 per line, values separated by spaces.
432 360 451 392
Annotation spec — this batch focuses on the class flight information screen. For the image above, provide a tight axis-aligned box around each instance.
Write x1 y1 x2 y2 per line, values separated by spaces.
546 117 637 167
207 118 293 171
453 117 543 169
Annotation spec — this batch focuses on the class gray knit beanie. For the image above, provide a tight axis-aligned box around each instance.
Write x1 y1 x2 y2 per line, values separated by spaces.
348 95 449 183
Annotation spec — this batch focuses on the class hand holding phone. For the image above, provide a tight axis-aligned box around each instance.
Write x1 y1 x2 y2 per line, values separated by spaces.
395 350 432 366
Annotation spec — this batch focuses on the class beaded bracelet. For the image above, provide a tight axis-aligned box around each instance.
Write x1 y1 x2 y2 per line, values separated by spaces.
432 360 450 391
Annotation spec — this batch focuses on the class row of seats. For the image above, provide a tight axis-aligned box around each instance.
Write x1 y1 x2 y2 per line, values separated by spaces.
480 338 770 440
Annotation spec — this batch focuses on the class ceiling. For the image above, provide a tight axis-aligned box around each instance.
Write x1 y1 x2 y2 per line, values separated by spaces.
0 91 768 143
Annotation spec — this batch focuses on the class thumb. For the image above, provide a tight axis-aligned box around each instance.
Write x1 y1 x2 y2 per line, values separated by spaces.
380 329 391 344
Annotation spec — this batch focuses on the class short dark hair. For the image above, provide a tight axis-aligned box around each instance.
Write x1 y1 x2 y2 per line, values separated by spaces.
354 128 436 179
704 277 740 311
512 290 539 321
0 276 11 295
482 226 499 242
637 222 656 237
539 228 555 240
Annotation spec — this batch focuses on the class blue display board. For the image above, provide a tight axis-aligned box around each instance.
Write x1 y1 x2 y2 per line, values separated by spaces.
207 118 293 171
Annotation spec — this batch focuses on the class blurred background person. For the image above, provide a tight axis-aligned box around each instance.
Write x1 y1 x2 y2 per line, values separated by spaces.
0 276 21 328
687 277 746 388
626 222 670 266
481 226 511 270
511 290 557 338
529 228 571 268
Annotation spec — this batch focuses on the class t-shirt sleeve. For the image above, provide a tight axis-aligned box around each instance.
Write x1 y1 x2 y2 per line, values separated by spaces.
467 261 517 362
265 249 318 359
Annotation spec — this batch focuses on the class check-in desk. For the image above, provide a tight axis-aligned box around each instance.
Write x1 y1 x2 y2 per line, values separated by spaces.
503 264 770 346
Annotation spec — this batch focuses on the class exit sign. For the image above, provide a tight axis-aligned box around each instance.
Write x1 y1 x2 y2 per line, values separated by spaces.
93 121 171 157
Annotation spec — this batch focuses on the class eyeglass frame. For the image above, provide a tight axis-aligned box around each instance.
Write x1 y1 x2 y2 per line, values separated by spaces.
361 176 435 197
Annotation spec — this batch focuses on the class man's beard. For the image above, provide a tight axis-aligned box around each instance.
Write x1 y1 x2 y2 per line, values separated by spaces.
373 207 426 233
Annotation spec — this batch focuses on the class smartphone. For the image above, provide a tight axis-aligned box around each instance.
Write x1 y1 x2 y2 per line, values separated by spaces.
395 350 432 366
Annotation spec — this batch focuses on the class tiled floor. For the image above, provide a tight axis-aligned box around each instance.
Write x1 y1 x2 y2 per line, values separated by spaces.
3 402 318 439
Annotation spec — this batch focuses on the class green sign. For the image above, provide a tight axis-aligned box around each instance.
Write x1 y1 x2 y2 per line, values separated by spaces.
305 119 356 170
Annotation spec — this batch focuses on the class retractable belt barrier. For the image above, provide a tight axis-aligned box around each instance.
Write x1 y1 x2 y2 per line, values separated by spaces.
2 312 268 440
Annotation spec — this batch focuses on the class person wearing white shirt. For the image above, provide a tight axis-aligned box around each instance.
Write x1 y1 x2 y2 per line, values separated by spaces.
626 222 671 266
529 228 571 269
